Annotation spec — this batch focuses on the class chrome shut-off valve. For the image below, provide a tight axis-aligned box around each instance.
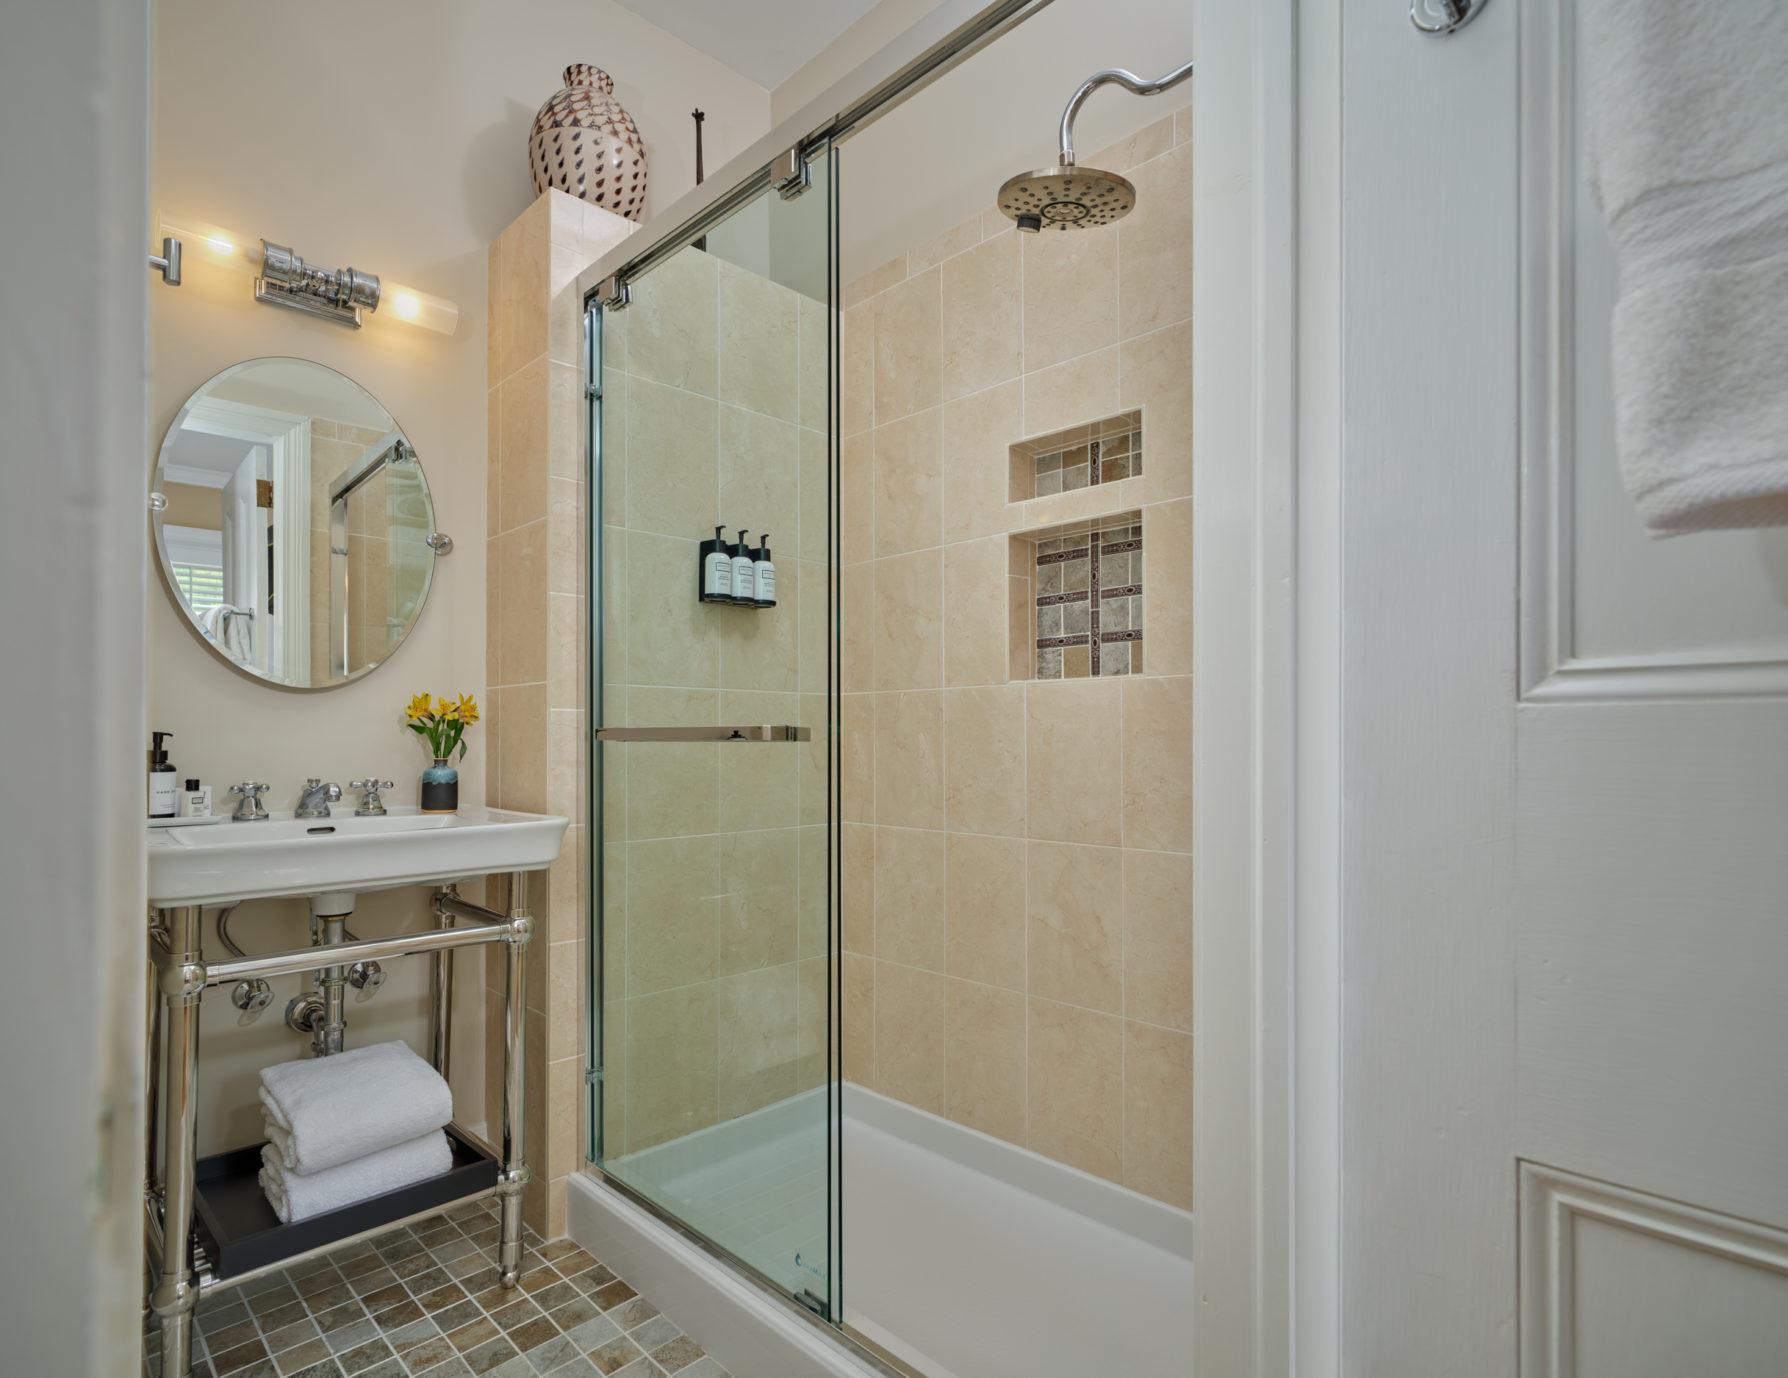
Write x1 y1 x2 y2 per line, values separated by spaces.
231 979 273 1024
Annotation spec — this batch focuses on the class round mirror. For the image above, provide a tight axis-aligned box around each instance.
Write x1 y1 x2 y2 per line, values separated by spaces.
153 358 439 690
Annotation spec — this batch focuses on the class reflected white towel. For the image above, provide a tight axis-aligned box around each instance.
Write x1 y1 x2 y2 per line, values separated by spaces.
195 603 252 660
1582 0 1788 536
258 1130 452 1224
259 1040 453 1176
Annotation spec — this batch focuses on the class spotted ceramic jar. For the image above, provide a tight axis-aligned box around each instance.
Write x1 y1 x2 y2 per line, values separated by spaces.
528 64 647 221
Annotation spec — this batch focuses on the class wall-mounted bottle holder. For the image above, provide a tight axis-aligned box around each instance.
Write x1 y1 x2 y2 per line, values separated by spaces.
698 526 778 608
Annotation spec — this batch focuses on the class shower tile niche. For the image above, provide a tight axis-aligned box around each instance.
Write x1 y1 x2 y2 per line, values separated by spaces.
1013 510 1145 679
1010 409 1143 503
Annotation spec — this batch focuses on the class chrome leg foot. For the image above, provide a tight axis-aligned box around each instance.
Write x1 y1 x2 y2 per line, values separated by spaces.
151 1278 196 1376
498 1167 529 1285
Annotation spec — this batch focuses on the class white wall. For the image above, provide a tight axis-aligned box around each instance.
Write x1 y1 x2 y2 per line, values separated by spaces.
151 0 771 1152
0 1 149 1373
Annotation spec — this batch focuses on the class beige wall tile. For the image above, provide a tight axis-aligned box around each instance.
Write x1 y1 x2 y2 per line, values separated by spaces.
625 834 719 994
1124 848 1193 1033
499 357 549 532
944 979 1026 1145
944 833 1026 990
1122 675 1192 851
487 240 503 384
943 537 1011 687
844 253 906 309
1027 840 1124 1013
841 692 874 824
718 965 800 1119
626 531 720 687
842 560 873 694
1087 112 1175 174
629 247 719 396
873 267 941 423
941 233 1022 401
874 962 944 1114
1024 346 1122 439
1022 226 1118 373
719 260 799 422
1142 500 1193 675
797 560 828 699
497 682 547 813
547 592 582 712
627 378 719 538
547 476 584 597
719 404 799 550
873 408 943 558
874 825 945 972
1118 143 1194 340
719 554 798 692
797 821 828 958
548 709 581 826
623 687 718 839
874 690 944 830
841 431 874 564
720 827 798 975
842 302 874 437
1122 321 1193 503
943 685 1026 837
872 550 943 691
1176 106 1193 146
497 195 549 380
796 955 828 1091
799 297 830 433
799 426 829 564
1123 1021 1194 1209
942 380 1023 545
600 1001 624 1153
1027 678 1124 845
721 689 799 831
548 1055 581 1177
1027 997 1123 1182
842 822 875 956
625 983 719 1151
548 360 585 485
842 952 874 1083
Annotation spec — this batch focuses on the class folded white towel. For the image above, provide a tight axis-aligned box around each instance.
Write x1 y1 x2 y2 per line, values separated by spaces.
259 1040 453 1176
1581 0 1788 536
258 1129 452 1224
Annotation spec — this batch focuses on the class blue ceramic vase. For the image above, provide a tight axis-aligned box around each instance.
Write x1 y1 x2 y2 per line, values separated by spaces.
420 757 459 814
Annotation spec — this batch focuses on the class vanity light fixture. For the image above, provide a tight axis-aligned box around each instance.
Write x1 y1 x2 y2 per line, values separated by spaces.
156 214 459 335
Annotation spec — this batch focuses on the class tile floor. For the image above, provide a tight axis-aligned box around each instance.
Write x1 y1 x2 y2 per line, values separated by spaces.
143 1197 729 1378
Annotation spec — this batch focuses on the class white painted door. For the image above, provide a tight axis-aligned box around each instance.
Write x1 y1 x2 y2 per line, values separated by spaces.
1336 2 1788 1375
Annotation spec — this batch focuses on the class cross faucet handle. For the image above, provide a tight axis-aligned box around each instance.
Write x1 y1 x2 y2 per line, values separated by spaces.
229 781 270 822
348 778 396 817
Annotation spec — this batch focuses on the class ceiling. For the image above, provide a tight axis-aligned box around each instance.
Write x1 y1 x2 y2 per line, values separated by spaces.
608 0 883 90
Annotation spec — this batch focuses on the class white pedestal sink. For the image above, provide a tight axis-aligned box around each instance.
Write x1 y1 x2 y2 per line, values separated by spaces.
146 804 569 907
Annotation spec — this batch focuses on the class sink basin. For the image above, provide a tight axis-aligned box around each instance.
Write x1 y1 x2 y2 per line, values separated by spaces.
146 805 569 907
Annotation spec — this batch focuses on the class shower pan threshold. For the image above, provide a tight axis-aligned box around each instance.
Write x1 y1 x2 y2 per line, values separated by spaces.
572 1085 1194 1378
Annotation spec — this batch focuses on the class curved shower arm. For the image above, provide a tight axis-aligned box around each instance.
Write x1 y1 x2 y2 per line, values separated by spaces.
1058 59 1195 167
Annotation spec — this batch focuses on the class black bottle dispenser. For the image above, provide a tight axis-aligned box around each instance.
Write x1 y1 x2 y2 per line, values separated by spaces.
753 533 777 607
148 731 177 818
700 525 733 602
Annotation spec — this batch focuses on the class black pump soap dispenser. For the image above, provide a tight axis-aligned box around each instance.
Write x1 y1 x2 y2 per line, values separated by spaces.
148 731 177 818
732 530 756 605
753 533 777 607
700 525 734 603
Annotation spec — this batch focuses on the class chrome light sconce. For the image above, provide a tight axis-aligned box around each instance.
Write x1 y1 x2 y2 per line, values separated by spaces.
152 213 459 334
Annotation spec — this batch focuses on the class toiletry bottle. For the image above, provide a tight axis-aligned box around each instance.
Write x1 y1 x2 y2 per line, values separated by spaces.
753 533 777 607
148 731 177 818
732 530 756 605
178 779 211 818
700 524 733 603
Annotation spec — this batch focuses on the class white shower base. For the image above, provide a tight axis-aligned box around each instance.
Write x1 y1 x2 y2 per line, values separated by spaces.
575 1084 1195 1378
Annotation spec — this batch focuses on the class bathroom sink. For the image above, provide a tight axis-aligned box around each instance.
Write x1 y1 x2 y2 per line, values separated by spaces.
146 805 569 907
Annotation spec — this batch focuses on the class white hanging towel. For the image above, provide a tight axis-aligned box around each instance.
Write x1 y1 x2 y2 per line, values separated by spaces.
259 1040 453 1176
258 1129 452 1224
1580 0 1788 536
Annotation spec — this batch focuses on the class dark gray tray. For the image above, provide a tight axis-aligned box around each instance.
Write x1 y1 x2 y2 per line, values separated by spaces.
190 1124 498 1280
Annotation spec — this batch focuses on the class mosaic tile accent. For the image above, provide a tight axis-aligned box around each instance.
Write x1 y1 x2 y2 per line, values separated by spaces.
1034 520 1144 679
144 1197 727 1378
1014 410 1143 501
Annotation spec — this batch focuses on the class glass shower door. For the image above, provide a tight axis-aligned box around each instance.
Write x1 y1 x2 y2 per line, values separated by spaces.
585 149 840 1317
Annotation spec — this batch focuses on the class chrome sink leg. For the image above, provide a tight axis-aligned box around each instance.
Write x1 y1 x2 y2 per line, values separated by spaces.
316 915 347 1056
497 870 532 1286
150 905 204 1378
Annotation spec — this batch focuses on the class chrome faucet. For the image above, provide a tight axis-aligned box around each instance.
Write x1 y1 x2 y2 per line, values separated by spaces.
295 778 343 819
229 781 270 822
348 778 394 817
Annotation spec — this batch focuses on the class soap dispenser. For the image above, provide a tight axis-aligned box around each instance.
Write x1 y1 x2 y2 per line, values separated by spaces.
148 731 177 818
732 530 757 605
178 778 212 818
700 525 734 603
753 533 777 607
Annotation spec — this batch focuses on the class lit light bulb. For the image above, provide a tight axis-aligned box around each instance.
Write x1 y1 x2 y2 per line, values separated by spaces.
376 279 458 335
391 291 421 321
206 234 234 255
158 214 263 274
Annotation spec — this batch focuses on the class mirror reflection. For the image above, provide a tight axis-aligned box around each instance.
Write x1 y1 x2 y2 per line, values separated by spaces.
153 358 437 689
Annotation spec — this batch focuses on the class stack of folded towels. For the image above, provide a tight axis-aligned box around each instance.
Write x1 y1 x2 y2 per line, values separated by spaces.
257 1040 455 1224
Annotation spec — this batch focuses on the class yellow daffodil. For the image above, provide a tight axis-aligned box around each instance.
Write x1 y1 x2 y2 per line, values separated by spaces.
405 692 433 723
435 696 454 717
454 694 480 724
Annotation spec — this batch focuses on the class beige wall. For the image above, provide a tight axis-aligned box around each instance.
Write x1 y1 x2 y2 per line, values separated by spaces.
595 238 834 1162
151 0 770 1163
839 114 1195 1209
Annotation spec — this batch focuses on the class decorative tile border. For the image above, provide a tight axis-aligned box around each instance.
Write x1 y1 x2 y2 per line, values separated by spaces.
1013 410 1144 501
1033 519 1144 680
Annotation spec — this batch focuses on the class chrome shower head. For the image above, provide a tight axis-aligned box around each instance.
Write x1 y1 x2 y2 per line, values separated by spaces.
997 165 1136 232
998 58 1192 233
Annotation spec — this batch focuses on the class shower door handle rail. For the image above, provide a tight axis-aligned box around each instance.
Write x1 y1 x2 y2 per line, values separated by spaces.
594 724 812 742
